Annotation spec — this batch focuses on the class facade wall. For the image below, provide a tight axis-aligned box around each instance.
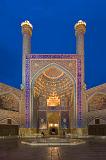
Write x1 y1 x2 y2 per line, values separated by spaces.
1 80 106 130
86 84 106 126
0 109 20 125
0 83 25 127
0 76 106 135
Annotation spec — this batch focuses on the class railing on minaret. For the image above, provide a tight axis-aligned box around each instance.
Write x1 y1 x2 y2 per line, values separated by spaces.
21 20 33 88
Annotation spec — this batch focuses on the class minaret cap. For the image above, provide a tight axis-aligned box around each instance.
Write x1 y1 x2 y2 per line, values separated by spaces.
21 20 33 29
74 20 86 33
21 20 33 36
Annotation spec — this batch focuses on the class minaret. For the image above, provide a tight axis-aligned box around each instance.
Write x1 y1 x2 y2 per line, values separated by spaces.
21 20 33 88
75 20 87 131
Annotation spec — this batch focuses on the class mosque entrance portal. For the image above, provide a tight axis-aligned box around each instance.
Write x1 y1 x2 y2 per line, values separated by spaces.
31 65 76 135
23 19 87 137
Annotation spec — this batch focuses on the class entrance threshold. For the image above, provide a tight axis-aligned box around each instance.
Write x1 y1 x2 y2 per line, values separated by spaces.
21 138 85 146
21 141 85 146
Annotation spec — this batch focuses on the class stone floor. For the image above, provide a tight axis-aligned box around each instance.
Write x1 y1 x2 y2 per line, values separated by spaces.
0 138 106 160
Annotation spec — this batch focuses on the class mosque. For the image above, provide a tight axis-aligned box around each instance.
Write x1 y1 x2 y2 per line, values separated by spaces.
0 20 106 137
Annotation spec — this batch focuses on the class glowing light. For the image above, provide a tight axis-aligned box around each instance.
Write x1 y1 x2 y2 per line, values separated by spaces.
49 123 53 127
47 92 60 106
74 20 86 29
49 123 58 127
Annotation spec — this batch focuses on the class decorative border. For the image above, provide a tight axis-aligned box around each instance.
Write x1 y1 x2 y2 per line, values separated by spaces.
25 54 82 128
77 59 82 127
25 57 30 127
26 54 81 59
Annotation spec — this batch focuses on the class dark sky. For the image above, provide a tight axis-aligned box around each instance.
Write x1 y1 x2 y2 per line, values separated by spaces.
0 0 106 89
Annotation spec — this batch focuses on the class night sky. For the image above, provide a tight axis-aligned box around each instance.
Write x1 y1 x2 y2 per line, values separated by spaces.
0 0 106 89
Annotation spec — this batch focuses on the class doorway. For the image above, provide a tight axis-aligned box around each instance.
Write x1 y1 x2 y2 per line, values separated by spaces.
49 127 58 135
48 112 59 135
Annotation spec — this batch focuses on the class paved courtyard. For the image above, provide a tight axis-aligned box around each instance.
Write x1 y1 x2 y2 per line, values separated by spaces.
0 138 106 160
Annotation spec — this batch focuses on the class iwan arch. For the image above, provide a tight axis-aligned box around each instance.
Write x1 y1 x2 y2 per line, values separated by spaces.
20 20 87 136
